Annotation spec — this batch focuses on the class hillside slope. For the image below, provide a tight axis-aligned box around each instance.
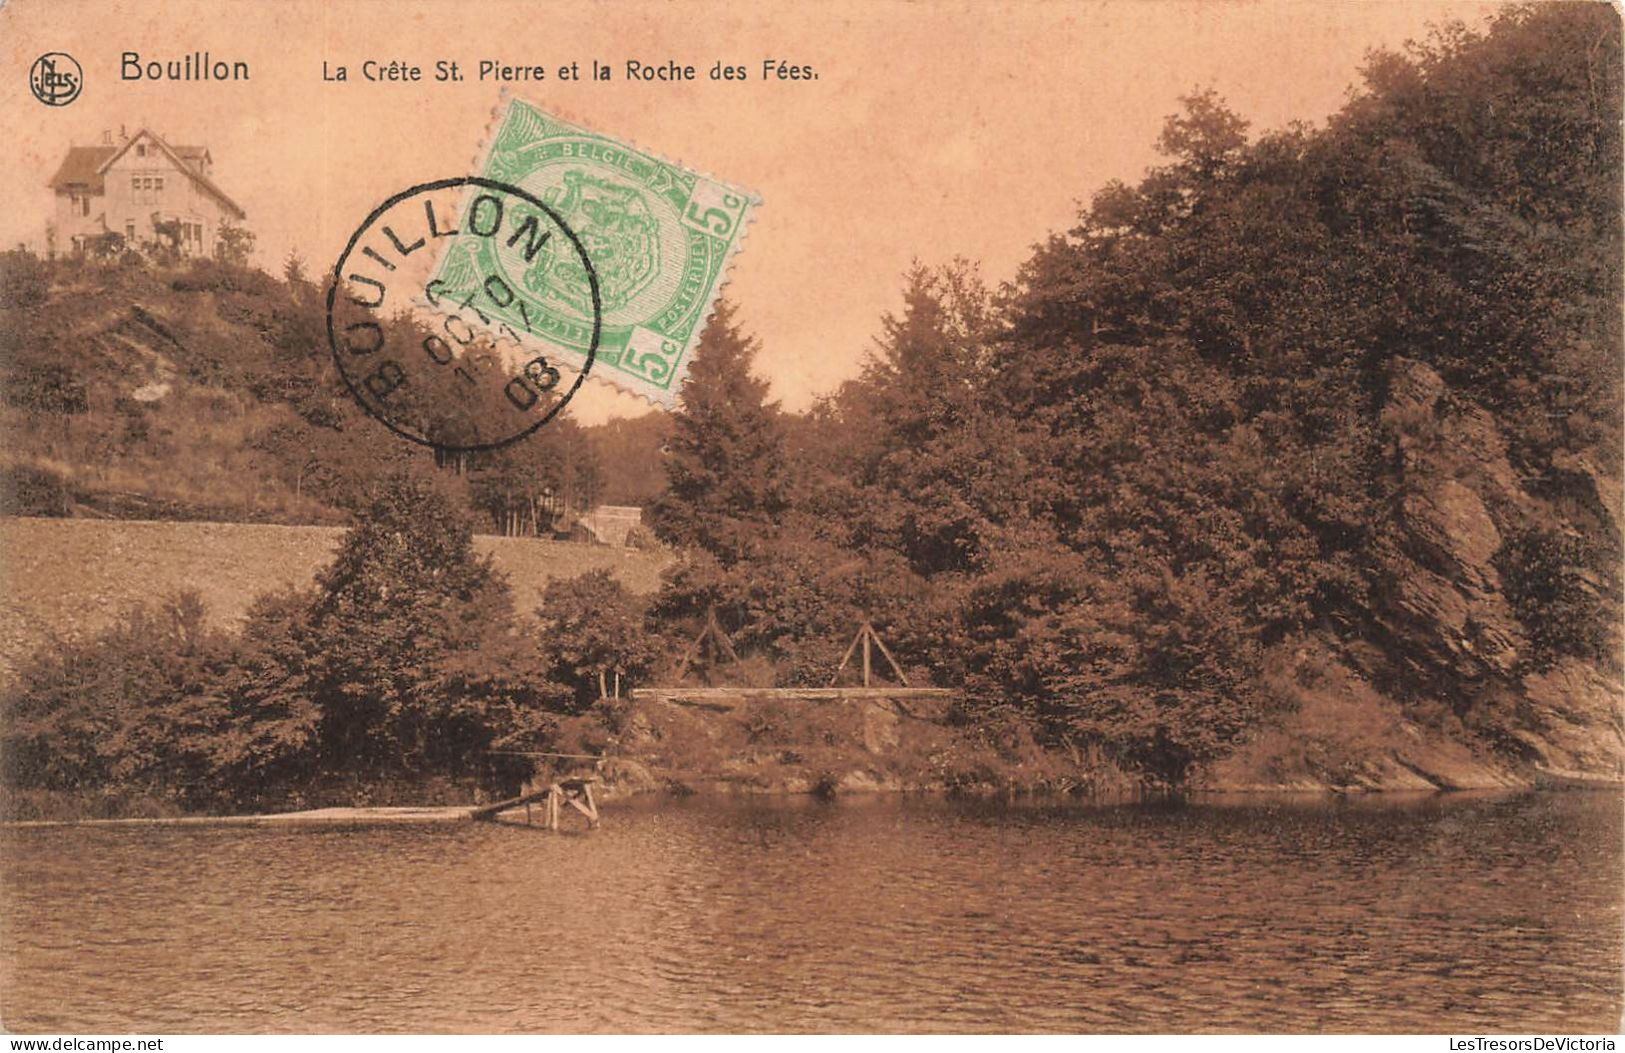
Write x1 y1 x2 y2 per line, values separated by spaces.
0 254 605 532
0 517 669 683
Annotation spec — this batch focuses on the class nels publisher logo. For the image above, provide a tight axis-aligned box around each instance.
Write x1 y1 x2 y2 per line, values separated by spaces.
29 52 83 106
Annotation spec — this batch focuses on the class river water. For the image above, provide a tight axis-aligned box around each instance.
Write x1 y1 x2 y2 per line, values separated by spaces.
2 791 1619 1033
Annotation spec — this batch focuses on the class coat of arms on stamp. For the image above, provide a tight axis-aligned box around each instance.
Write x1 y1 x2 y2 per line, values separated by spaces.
428 100 760 407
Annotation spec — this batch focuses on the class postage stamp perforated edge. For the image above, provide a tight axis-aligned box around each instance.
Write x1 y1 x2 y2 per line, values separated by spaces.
424 91 762 411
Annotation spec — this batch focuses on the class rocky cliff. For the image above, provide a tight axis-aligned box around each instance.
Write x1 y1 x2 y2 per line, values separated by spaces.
1209 359 1623 792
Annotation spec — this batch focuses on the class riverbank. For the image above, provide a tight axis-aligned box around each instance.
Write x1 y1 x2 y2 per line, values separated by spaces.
549 684 1621 801
5 681 1618 824
15 682 1606 820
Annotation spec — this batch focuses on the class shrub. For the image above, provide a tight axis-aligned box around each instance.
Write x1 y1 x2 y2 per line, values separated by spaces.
1496 528 1612 671
0 250 49 309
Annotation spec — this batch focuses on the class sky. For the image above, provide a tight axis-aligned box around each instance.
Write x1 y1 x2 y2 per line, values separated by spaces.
1 0 1502 422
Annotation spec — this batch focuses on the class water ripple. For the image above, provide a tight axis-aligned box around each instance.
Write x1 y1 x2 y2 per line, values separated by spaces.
2 791 1620 1032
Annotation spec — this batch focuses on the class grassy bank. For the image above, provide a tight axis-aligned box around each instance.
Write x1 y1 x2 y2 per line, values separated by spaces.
0 516 669 684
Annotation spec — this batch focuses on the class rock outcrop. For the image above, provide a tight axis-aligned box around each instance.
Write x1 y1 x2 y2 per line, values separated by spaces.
1212 358 1622 792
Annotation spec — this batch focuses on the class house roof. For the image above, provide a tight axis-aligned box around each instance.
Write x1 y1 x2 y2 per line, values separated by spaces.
47 130 244 219
47 146 118 190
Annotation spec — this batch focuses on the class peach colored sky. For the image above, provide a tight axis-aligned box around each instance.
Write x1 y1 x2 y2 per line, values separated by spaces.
2 0 1499 422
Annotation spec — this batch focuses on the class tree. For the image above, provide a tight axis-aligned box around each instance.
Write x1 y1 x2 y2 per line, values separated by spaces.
956 547 1272 786
0 592 241 807
648 299 790 565
0 249 49 309
534 570 662 707
305 473 563 774
282 251 308 287
824 261 1026 577
216 220 256 266
465 415 600 536
150 214 183 262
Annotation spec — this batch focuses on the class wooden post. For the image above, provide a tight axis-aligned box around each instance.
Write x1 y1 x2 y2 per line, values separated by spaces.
562 781 600 828
525 800 532 826
866 624 911 688
828 629 863 687
548 785 560 831
829 619 913 689
675 607 743 684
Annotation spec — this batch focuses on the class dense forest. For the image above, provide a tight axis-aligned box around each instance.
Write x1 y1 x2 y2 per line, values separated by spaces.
647 3 1621 782
1 3 1619 810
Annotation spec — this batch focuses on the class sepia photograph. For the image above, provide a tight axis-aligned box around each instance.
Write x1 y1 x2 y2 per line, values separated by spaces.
0 0 1620 1039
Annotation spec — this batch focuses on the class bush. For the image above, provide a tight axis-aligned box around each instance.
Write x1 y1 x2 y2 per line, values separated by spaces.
0 250 49 309
1496 528 1612 671
0 592 239 807
0 464 72 516
956 548 1272 787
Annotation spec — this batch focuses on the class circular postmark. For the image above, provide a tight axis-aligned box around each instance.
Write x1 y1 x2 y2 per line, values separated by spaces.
326 177 600 453
29 53 83 107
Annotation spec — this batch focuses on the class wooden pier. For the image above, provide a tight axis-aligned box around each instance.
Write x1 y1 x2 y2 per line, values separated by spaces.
469 776 600 831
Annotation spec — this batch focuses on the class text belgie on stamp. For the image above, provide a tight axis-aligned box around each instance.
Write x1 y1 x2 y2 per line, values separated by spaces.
427 99 760 408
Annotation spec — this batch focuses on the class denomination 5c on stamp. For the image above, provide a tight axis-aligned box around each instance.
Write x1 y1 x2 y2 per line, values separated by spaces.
427 100 759 407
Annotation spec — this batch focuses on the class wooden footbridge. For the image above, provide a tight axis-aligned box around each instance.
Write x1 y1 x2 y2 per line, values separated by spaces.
629 614 954 707
476 615 953 830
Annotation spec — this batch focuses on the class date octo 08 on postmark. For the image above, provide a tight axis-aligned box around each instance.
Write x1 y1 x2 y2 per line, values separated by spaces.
325 176 601 453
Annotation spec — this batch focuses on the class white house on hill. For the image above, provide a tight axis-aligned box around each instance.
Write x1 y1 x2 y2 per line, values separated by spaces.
48 128 246 257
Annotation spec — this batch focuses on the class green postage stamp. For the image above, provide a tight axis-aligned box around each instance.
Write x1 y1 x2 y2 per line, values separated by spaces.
428 100 759 407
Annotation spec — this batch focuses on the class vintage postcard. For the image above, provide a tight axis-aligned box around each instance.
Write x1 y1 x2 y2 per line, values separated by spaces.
0 0 1619 1042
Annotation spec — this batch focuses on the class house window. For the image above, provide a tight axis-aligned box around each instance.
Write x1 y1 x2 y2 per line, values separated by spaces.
130 174 162 205
80 195 90 217
125 221 135 241
136 144 147 158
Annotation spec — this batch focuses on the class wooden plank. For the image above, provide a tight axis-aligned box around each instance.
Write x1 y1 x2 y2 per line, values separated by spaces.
563 793 597 824
630 686 954 701
469 787 551 822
